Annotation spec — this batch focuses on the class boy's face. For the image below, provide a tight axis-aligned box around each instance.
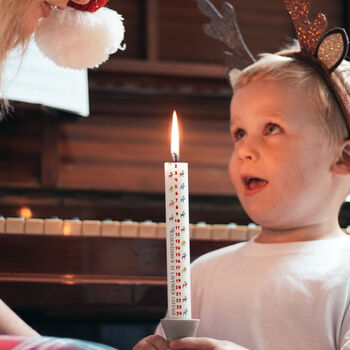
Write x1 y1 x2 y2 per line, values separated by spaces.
229 78 341 230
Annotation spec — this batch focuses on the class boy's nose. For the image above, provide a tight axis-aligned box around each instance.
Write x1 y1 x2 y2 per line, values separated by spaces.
237 141 259 162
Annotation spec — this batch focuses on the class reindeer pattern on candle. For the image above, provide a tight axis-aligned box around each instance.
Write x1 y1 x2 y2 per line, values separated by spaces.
164 161 191 320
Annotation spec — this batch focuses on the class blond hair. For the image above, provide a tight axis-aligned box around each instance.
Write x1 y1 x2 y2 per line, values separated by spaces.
0 0 35 116
232 44 350 145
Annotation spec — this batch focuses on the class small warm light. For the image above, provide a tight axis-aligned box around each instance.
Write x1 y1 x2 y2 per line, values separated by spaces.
171 110 180 161
63 274 75 285
18 207 32 219
63 224 71 236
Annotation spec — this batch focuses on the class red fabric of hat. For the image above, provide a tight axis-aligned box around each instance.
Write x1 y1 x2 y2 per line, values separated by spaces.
67 0 109 13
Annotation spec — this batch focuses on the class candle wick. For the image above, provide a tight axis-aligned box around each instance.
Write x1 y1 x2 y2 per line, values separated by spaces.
172 153 179 162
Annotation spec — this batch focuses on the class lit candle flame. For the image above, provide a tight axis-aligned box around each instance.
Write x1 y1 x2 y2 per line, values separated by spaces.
171 110 179 162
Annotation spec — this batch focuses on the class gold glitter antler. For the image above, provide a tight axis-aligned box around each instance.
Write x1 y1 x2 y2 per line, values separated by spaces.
284 0 327 55
284 0 349 72
316 28 349 72
197 0 255 70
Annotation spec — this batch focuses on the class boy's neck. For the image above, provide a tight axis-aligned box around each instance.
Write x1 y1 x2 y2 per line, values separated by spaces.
255 221 346 243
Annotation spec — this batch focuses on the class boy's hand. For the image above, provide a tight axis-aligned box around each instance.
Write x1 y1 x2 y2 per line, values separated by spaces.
169 337 249 350
133 335 169 350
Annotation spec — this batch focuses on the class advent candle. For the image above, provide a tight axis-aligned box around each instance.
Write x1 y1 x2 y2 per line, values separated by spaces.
164 110 191 320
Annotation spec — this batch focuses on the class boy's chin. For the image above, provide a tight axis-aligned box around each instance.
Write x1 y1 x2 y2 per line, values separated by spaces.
242 207 289 230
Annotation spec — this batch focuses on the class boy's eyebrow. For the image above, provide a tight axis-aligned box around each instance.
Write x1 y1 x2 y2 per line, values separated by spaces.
230 108 286 126
229 114 240 129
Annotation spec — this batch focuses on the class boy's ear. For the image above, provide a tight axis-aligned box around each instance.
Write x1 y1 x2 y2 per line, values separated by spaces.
332 141 350 175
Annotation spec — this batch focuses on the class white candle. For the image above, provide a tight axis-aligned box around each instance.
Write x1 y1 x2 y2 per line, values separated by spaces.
164 111 192 320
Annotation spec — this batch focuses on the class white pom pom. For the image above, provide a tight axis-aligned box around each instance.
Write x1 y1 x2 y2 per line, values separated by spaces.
34 7 125 69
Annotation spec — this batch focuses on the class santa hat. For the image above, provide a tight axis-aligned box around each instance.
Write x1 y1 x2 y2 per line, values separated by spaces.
34 0 125 69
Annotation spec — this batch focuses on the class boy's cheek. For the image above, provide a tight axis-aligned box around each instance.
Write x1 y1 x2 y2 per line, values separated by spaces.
228 155 239 181
229 157 244 198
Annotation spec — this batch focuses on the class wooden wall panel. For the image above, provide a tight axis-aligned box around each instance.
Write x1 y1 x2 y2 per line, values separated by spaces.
0 115 43 186
104 0 345 66
157 0 344 63
58 113 233 195
107 0 146 59
158 0 222 63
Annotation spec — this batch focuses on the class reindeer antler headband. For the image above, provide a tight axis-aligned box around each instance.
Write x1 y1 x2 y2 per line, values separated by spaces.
197 0 350 136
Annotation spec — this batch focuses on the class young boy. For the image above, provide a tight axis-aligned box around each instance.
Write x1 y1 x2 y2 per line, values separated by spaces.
132 44 350 350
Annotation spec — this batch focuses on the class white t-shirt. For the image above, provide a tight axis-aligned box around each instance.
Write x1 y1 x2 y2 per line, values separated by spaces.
158 235 350 350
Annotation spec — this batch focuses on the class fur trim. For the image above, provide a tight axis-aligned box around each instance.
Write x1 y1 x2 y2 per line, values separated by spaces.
34 7 125 69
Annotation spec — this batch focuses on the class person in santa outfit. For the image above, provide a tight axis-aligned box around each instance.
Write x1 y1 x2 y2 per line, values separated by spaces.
0 0 124 337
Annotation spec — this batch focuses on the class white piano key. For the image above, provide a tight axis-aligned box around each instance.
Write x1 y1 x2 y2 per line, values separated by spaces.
0 216 5 233
25 218 44 235
101 220 120 237
63 218 82 236
120 220 139 238
6 217 25 234
228 223 247 241
211 224 230 241
247 223 261 240
139 221 157 238
82 220 101 236
193 222 211 240
44 218 63 235
156 222 166 239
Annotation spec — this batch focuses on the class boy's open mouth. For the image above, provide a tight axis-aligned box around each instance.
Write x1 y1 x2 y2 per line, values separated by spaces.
242 176 268 191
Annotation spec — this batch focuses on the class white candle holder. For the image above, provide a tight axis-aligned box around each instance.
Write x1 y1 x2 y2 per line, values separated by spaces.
161 318 200 342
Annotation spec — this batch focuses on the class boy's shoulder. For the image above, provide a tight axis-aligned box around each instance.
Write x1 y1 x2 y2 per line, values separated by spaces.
192 240 248 267
191 235 350 267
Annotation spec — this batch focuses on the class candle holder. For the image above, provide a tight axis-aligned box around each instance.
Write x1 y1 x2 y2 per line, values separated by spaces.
161 318 200 342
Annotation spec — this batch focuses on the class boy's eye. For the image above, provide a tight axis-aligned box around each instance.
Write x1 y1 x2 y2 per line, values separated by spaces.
264 123 282 136
232 128 245 142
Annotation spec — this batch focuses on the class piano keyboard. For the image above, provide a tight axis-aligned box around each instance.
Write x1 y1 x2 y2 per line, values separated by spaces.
2 217 349 241
0 216 264 241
